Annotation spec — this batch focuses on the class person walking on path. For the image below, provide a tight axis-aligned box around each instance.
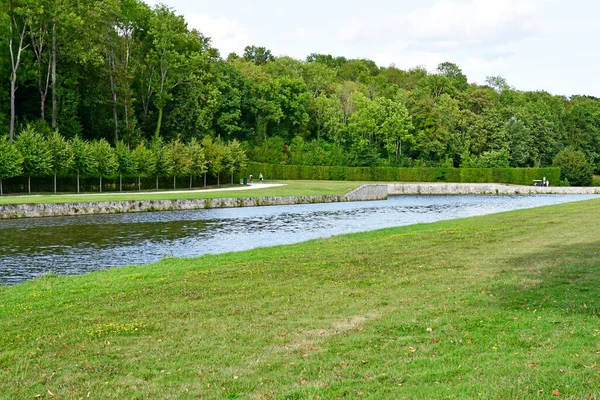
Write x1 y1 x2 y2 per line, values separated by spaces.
259 173 263 183
249 174 253 183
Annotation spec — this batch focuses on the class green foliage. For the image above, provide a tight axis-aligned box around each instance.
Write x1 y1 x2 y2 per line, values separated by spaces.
244 162 560 186
553 148 593 186
46 131 74 175
187 138 207 178
3 0 600 186
90 138 118 178
165 139 190 178
222 139 248 179
131 141 156 179
115 141 137 177
0 136 23 194
70 136 95 177
14 125 52 178
150 135 171 178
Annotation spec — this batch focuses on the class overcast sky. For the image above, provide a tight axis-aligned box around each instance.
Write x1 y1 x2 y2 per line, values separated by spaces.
142 0 600 98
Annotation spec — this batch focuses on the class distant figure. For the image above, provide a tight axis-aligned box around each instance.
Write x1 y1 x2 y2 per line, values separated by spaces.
259 173 263 183
249 174 253 183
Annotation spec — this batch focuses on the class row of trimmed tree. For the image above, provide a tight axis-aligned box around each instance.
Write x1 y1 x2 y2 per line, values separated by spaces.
0 126 247 195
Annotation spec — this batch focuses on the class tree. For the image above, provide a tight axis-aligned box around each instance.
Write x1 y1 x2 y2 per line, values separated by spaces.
89 139 118 192
222 139 248 184
115 141 137 192
46 130 74 193
187 138 206 188
375 97 413 162
70 136 95 193
165 139 190 189
0 136 23 195
131 141 155 191
146 5 207 138
15 125 52 193
553 148 593 186
150 135 170 190
202 136 224 186
7 0 31 143
243 45 274 65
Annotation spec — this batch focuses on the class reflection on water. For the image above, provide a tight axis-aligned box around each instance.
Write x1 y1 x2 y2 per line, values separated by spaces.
1 194 598 285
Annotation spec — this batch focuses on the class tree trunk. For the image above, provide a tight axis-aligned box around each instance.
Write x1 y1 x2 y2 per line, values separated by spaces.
138 173 141 191
99 174 103 193
28 175 31 194
217 174 220 186
156 175 159 191
108 59 119 142
189 175 192 189
204 173 206 187
119 173 122 192
231 173 234 185
173 174 176 190
155 107 163 138
51 17 57 129
54 172 57 194
77 171 80 193
10 76 16 143
0 178 3 195
9 20 28 143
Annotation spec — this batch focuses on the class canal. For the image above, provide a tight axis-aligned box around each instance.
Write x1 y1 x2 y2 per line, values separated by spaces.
1 194 598 285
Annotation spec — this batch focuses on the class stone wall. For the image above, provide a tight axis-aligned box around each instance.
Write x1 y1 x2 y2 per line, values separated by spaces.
388 183 600 195
0 184 388 219
2 182 598 220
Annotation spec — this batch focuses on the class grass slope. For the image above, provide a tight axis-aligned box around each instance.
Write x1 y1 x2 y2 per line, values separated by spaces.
0 181 363 205
1 199 599 399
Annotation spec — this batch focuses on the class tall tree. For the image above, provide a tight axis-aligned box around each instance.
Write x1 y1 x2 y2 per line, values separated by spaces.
0 136 23 195
89 138 118 192
243 45 274 65
187 137 206 188
222 139 248 184
70 136 95 193
149 135 170 190
165 138 190 189
131 141 155 191
7 0 31 143
14 125 53 193
47 130 74 193
115 141 136 191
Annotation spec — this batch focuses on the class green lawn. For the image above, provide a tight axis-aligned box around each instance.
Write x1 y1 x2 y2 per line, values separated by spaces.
1 199 599 398
0 180 364 205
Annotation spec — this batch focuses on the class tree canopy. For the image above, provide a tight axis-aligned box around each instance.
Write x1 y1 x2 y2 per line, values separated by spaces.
2 0 600 189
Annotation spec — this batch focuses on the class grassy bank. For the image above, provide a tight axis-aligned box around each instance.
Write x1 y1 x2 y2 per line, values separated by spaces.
1 200 599 398
0 180 363 205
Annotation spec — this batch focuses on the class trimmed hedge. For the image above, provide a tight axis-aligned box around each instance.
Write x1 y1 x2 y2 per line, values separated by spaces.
244 163 561 186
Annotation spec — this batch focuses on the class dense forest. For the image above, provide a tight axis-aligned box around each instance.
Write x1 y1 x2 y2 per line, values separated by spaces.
1 0 599 188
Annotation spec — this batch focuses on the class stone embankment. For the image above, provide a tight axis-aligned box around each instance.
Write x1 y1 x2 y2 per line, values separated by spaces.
388 183 600 195
0 184 389 219
1 183 598 219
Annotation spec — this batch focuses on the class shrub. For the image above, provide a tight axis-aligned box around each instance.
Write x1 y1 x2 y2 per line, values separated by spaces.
553 149 593 186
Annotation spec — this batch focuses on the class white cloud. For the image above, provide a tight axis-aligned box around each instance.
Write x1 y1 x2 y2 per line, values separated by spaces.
406 0 541 48
185 13 250 56
340 0 543 52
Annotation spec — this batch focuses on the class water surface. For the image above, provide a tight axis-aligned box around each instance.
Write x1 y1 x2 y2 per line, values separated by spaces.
1 194 597 285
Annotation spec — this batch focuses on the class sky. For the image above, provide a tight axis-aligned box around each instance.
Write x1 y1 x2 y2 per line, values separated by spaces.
142 0 600 98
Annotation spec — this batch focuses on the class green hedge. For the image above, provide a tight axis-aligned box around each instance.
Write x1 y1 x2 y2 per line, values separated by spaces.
244 163 561 186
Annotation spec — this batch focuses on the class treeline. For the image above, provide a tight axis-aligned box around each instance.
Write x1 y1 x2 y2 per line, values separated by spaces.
0 127 247 195
2 0 599 185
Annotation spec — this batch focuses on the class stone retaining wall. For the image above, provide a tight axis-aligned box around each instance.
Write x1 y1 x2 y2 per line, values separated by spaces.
388 183 600 195
2 183 598 220
0 184 388 219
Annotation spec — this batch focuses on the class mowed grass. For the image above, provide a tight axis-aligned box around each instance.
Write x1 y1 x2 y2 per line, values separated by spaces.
0 180 364 205
1 200 600 399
